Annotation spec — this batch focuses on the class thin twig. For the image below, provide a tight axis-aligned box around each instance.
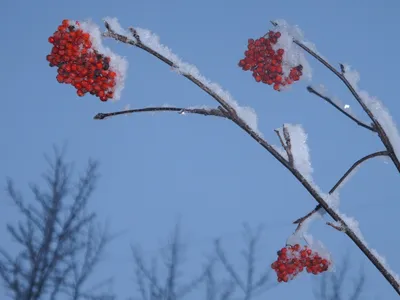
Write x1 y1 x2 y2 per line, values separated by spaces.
94 106 230 120
103 22 400 295
274 127 293 166
326 222 345 232
306 86 375 132
282 126 294 166
294 150 389 225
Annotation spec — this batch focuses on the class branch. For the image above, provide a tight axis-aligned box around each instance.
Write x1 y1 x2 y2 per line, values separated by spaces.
132 247 163 297
306 86 376 132
103 21 400 294
293 150 389 227
272 20 400 173
102 23 238 119
94 106 231 120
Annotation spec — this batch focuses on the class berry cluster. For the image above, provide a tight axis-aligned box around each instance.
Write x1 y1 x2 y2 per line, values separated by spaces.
238 31 303 91
271 244 330 282
46 20 117 101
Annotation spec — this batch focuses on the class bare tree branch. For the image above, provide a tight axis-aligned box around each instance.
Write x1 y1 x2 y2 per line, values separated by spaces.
214 239 245 293
131 222 213 300
215 224 274 300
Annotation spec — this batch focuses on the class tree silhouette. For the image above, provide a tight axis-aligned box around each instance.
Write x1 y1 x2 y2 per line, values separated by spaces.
0 148 115 300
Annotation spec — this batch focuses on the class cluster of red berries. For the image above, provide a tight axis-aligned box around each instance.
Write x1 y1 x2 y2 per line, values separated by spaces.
271 244 331 283
238 31 303 91
46 20 117 101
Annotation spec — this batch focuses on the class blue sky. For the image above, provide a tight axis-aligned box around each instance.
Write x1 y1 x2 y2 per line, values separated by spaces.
1 0 400 299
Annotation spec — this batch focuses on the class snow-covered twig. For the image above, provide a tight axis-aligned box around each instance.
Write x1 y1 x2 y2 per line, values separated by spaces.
306 86 375 132
93 106 231 120
274 126 294 166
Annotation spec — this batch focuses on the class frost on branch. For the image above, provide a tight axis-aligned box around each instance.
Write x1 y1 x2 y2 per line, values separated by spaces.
278 124 313 181
106 20 259 133
371 250 400 284
343 65 400 161
339 213 400 284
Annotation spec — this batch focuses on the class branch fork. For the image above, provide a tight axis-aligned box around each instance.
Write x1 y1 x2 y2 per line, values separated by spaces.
274 125 294 166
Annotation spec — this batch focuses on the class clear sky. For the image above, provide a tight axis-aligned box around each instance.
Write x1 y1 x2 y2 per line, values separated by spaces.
1 0 400 299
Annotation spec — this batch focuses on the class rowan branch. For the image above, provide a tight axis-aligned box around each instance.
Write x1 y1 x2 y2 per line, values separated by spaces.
293 150 389 227
103 21 400 294
102 23 238 119
306 86 375 132
94 106 231 120
272 20 400 173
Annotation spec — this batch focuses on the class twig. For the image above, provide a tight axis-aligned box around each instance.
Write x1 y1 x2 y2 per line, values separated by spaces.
103 22 400 294
274 127 293 166
326 222 345 232
93 106 230 120
294 150 389 226
282 126 294 166
306 86 376 132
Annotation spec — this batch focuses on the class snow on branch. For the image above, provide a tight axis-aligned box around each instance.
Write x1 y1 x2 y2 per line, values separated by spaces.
276 124 313 182
337 213 400 284
103 17 260 134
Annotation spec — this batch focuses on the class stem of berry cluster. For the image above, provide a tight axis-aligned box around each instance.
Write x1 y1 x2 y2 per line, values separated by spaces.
100 22 400 295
